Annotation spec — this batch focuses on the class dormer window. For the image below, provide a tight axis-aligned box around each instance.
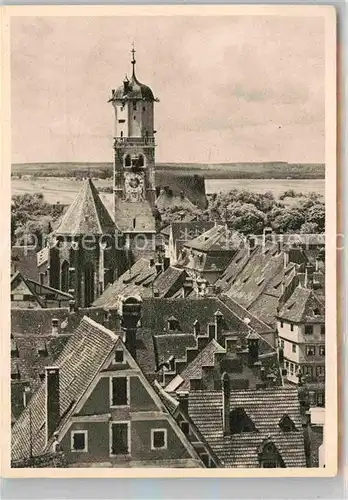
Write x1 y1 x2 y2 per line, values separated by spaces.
258 440 284 468
37 341 48 357
279 414 297 432
167 316 179 331
229 408 256 434
114 350 124 364
11 364 20 381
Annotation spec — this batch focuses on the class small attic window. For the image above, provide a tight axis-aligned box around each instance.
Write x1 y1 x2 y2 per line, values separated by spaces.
313 308 321 316
229 408 256 434
167 316 180 331
235 256 243 264
114 350 124 364
279 414 297 432
287 302 295 310
243 275 250 284
11 365 20 381
257 278 265 286
273 281 282 290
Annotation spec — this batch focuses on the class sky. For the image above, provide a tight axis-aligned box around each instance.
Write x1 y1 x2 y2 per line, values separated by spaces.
11 15 325 164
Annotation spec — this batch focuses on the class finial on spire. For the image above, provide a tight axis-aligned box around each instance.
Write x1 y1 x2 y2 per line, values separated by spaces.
131 42 136 77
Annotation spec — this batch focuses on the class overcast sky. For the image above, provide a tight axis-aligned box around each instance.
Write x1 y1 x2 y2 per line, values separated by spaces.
11 15 325 164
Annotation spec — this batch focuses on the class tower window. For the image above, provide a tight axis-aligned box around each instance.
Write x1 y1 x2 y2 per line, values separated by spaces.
124 155 131 167
133 116 136 120
133 102 137 111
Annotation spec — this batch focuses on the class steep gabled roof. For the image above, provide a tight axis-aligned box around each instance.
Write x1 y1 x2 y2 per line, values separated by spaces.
184 225 242 253
277 287 325 323
11 317 119 460
55 178 117 235
188 387 306 468
93 260 187 308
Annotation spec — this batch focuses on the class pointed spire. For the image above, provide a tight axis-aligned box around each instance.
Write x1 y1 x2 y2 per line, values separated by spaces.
131 42 136 78
55 178 117 236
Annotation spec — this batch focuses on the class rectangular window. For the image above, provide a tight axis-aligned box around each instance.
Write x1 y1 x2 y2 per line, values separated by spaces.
290 324 294 332
321 325 325 335
316 365 325 377
71 430 88 452
280 339 284 349
110 377 128 407
306 346 315 356
292 343 297 353
110 423 130 455
305 325 313 335
304 365 313 378
284 361 289 369
290 363 294 375
317 392 325 407
151 429 167 450
280 321 284 328
319 346 325 356
114 350 124 363
133 102 137 111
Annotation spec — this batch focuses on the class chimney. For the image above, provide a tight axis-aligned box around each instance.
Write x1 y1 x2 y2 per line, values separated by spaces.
155 262 162 274
214 310 224 342
193 319 200 336
284 247 290 268
180 191 185 200
51 318 60 336
121 297 142 360
163 257 170 270
222 372 231 436
178 393 189 413
247 332 259 365
45 366 60 442
263 227 273 250
207 323 216 340
247 236 256 256
69 300 75 313
304 265 315 289
277 232 284 253
168 355 176 372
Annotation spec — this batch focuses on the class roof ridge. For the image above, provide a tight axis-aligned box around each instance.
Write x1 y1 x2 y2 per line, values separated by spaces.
81 315 119 341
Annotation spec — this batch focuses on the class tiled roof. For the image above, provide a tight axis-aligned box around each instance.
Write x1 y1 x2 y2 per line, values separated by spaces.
11 272 73 308
12 317 118 460
115 199 156 233
170 221 215 246
188 387 306 468
11 246 39 281
93 259 187 308
153 334 197 366
55 179 117 235
156 191 196 211
11 307 106 336
219 296 274 336
184 225 242 252
174 339 226 392
11 334 70 421
277 287 325 323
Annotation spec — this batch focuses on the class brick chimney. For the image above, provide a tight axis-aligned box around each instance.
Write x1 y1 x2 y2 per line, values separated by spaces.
45 366 60 443
214 310 224 343
222 372 231 435
121 297 142 360
247 235 256 257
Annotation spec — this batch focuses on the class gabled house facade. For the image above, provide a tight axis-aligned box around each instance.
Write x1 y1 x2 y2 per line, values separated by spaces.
12 316 203 468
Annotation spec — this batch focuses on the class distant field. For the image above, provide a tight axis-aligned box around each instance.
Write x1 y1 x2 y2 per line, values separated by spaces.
12 161 325 180
12 176 324 207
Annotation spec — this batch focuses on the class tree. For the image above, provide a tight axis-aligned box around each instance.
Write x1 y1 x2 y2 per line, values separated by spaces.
300 222 319 233
224 202 268 234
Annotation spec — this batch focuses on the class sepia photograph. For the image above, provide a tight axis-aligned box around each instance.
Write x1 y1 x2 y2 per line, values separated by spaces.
2 5 337 477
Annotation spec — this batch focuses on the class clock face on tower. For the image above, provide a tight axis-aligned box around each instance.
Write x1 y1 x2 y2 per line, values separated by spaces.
124 172 145 202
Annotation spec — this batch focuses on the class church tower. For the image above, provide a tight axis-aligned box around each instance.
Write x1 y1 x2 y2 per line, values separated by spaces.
108 46 158 260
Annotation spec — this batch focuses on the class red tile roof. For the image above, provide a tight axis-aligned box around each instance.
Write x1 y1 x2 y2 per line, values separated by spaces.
188 387 307 468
